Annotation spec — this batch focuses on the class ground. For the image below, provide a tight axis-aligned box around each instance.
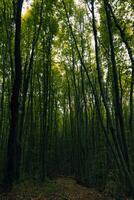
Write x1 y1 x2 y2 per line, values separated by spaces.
0 177 114 200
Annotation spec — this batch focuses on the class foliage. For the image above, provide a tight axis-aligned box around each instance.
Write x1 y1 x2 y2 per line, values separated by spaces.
0 0 133 198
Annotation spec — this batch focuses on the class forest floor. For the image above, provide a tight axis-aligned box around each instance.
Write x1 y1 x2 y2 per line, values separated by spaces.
0 177 114 200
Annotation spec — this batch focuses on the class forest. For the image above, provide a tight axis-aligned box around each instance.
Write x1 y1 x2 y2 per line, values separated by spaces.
0 0 134 199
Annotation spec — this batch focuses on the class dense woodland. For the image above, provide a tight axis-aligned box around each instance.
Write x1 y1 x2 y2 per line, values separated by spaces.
0 0 134 199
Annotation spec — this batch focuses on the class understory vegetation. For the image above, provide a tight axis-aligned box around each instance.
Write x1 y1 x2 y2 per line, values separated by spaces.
0 0 133 199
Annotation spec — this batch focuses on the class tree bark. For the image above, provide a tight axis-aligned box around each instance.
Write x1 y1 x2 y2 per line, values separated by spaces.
4 0 23 188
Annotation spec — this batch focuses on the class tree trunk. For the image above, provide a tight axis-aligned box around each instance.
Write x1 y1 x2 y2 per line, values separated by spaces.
4 0 23 188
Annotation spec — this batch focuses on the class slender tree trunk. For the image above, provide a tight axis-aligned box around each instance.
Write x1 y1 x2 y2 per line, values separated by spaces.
104 0 134 192
107 2 134 135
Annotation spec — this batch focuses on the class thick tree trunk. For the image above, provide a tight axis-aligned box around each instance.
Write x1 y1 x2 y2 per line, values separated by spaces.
4 0 23 188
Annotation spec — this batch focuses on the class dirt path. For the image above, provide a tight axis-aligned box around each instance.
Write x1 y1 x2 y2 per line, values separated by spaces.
0 177 112 200
52 177 107 200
